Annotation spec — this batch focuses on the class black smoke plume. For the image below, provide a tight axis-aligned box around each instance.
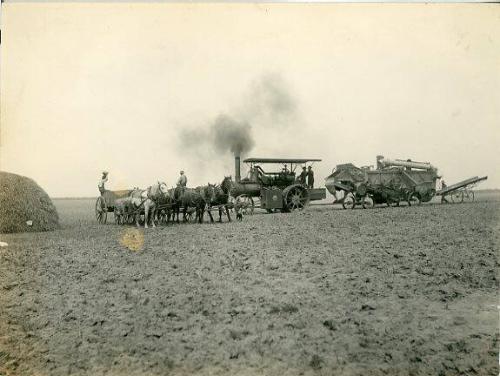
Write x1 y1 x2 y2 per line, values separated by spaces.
211 114 254 156
178 72 298 159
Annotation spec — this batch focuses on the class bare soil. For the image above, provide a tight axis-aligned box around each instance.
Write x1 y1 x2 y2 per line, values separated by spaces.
1 193 499 376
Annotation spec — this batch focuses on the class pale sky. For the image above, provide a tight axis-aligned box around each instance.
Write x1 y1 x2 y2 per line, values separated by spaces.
1 3 499 197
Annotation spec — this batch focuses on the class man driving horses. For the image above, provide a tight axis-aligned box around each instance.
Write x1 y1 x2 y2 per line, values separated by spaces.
98 171 108 195
177 171 187 190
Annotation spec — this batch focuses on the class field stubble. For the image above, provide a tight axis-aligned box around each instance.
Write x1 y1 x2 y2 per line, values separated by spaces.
0 192 499 375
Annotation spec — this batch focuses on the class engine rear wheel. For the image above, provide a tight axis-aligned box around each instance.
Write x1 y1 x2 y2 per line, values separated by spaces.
284 185 309 211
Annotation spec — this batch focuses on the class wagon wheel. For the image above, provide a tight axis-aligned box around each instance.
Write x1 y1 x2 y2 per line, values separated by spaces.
407 192 421 207
128 212 136 225
342 193 356 210
236 195 255 215
95 196 108 224
362 196 374 209
284 186 309 211
451 190 463 203
463 189 474 202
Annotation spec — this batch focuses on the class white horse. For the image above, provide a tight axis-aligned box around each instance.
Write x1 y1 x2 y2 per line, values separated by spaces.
129 181 169 228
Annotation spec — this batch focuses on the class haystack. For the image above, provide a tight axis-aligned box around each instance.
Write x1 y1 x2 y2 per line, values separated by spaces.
0 171 60 233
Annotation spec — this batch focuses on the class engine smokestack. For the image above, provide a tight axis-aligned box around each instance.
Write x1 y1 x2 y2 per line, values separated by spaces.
235 154 241 182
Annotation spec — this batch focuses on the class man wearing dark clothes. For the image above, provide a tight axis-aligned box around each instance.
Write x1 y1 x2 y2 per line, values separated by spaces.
307 166 314 188
298 166 307 184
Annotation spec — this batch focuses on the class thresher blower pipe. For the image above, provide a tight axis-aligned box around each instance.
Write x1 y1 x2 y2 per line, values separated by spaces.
379 158 433 170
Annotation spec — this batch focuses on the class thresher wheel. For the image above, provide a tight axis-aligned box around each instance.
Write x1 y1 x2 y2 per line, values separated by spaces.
451 190 464 203
342 193 356 210
283 185 309 211
463 190 474 202
95 196 108 224
362 196 374 209
407 192 421 207
387 199 400 208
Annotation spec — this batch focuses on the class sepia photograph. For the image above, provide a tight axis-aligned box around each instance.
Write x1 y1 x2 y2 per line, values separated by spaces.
0 2 499 375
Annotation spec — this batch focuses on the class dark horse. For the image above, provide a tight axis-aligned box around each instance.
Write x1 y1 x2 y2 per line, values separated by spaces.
169 184 216 224
210 177 233 222
219 176 246 220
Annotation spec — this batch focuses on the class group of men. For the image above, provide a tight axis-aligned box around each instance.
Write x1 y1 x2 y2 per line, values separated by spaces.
99 165 318 195
298 166 315 188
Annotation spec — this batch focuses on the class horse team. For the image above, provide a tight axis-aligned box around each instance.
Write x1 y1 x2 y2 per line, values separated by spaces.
113 177 236 228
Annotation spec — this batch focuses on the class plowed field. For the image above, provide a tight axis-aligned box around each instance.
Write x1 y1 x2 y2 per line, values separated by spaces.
1 193 498 375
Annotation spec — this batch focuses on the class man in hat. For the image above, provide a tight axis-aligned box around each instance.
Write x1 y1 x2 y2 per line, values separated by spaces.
98 171 108 195
177 170 187 188
298 166 307 185
307 166 315 188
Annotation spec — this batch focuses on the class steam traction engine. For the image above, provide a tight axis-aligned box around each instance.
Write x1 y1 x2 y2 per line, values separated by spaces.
231 156 326 213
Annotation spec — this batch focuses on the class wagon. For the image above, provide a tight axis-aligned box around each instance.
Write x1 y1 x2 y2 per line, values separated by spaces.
95 190 133 224
325 155 439 209
230 157 326 213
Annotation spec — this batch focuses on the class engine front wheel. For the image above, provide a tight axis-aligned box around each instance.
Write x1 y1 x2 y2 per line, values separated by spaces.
235 195 255 215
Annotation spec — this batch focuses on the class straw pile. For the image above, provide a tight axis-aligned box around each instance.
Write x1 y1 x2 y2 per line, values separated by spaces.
0 171 60 233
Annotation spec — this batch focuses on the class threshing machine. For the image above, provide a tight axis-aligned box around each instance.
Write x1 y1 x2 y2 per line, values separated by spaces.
325 155 440 209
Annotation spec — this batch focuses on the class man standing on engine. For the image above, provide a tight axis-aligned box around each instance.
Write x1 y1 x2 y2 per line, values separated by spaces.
307 166 315 188
298 166 307 185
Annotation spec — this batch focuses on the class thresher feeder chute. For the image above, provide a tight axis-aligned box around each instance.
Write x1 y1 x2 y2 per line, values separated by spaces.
230 157 326 213
436 176 488 203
